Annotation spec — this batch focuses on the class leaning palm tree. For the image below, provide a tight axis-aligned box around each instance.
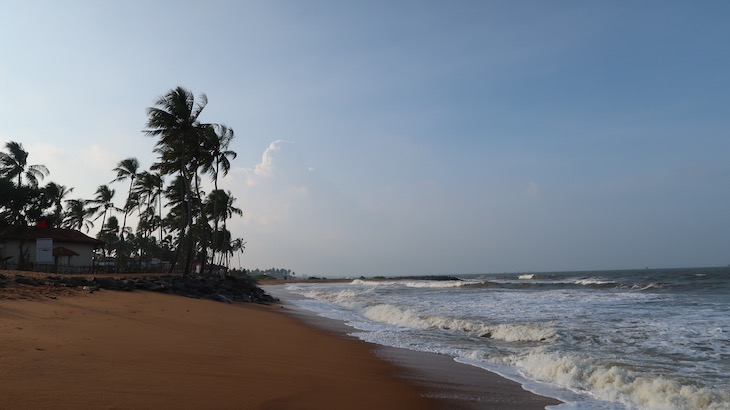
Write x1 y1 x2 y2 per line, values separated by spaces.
0 141 49 187
62 199 94 233
202 124 237 271
87 184 117 238
45 182 73 226
111 157 140 242
216 190 242 268
203 125 237 192
230 238 246 270
144 87 210 276
134 170 165 242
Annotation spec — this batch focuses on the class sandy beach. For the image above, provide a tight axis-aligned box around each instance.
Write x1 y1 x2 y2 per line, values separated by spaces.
0 279 559 409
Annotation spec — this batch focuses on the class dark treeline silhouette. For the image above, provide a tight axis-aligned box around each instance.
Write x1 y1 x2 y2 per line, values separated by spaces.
0 87 246 276
248 268 297 279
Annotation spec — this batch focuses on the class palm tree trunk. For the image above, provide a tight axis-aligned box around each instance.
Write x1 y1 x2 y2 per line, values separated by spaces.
194 174 208 276
209 164 220 275
99 209 108 257
158 183 163 244
182 163 194 276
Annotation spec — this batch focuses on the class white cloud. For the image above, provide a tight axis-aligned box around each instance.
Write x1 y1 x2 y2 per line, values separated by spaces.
253 141 279 178
81 144 118 175
254 140 298 178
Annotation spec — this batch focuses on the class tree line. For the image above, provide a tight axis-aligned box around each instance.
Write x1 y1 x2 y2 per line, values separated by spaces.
0 86 246 275
247 268 297 279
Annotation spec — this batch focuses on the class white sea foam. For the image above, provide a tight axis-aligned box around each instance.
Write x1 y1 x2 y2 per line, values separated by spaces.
631 282 663 291
298 288 364 309
574 278 615 286
287 269 730 409
519 274 536 279
351 279 479 288
361 304 557 342
507 351 730 410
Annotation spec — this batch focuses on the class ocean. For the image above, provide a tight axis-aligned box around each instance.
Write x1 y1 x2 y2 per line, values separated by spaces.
281 267 730 409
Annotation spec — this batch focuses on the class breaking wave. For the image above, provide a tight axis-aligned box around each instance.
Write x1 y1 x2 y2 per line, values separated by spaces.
506 351 730 410
573 278 616 286
351 279 481 288
362 304 557 342
298 288 364 309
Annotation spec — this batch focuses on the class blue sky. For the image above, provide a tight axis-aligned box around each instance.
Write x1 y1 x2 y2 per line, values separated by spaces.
1 1 729 277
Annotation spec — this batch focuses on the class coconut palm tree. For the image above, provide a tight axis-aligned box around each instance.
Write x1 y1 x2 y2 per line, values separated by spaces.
111 157 140 242
145 87 210 275
230 238 246 270
62 199 94 233
0 141 49 187
215 190 242 268
134 170 165 246
44 182 73 226
99 215 121 258
87 184 117 238
202 124 237 271
161 175 190 273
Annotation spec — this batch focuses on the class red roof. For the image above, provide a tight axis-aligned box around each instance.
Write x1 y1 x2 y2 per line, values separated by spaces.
0 227 105 247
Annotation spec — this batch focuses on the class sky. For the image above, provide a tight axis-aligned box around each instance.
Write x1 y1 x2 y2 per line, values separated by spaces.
1 1 729 277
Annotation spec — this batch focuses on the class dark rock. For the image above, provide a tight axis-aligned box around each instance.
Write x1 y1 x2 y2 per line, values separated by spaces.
14 275 40 286
3 272 277 304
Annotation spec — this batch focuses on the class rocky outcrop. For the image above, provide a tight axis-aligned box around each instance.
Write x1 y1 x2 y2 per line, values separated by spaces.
0 273 276 304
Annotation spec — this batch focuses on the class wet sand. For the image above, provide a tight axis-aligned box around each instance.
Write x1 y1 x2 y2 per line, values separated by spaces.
265 284 562 410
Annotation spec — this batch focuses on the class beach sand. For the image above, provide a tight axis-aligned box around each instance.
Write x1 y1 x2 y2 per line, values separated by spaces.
0 281 560 409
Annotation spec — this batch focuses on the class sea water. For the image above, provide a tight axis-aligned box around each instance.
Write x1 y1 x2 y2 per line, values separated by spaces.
283 268 730 409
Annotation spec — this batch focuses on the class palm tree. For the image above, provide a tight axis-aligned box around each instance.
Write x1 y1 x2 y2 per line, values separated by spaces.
204 125 237 191
62 199 94 233
134 170 165 247
45 182 73 226
161 175 190 273
111 157 140 242
202 124 237 271
99 215 121 258
0 141 49 187
87 184 117 237
230 238 246 270
144 87 210 276
215 190 242 268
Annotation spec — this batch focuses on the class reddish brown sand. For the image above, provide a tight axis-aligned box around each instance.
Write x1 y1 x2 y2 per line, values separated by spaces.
0 289 436 409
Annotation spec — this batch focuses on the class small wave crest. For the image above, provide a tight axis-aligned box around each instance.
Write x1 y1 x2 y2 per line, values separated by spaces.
519 274 536 280
630 282 664 291
361 304 557 342
507 351 730 409
351 279 480 288
573 278 616 286
299 288 364 308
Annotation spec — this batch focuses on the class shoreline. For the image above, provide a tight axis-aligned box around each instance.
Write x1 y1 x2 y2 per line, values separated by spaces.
0 277 561 409
264 284 562 410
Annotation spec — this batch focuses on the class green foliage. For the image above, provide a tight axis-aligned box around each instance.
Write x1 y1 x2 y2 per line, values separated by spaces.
247 268 296 279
